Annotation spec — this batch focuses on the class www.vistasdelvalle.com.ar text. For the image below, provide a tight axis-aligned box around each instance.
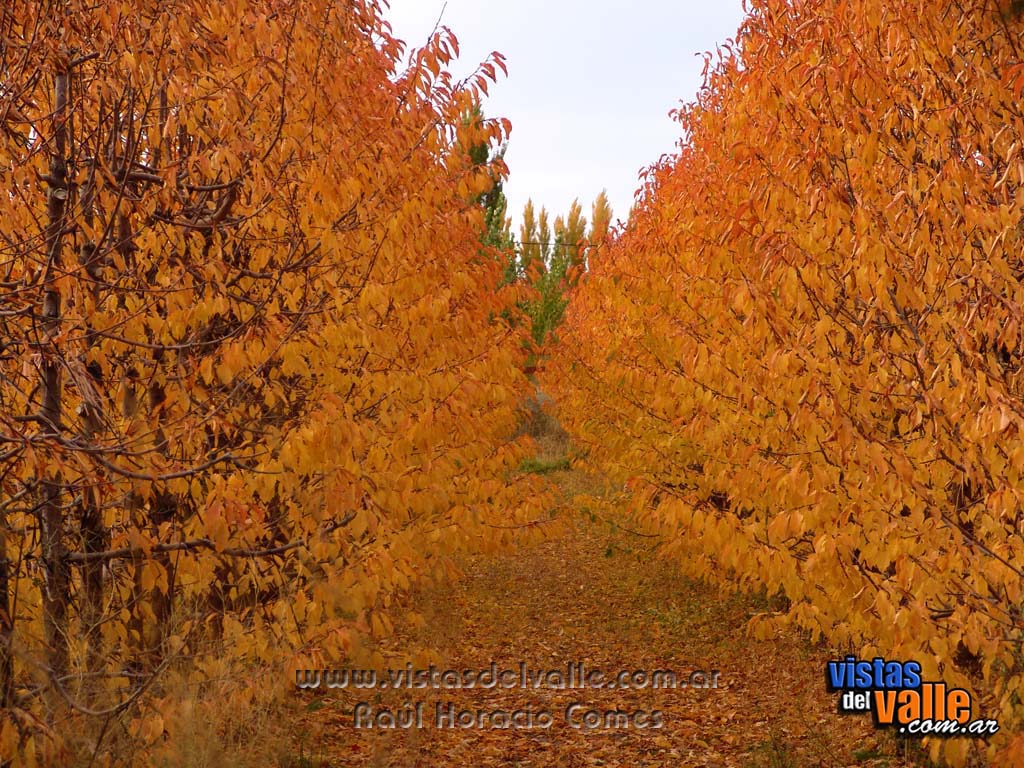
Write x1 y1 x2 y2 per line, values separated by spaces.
295 662 721 691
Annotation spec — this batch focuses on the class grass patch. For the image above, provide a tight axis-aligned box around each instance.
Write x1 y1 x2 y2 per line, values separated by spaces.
887 734 942 768
519 455 571 474
852 746 889 763
743 735 799 768
279 743 330 768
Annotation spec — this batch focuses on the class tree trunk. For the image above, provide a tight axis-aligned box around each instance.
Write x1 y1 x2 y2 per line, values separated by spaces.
40 66 70 687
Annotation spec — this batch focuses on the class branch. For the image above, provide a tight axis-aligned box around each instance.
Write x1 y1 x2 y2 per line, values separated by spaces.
64 512 357 564
69 52 100 68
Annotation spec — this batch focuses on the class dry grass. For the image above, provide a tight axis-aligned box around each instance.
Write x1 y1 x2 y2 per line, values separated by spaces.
515 388 572 468
57 635 301 768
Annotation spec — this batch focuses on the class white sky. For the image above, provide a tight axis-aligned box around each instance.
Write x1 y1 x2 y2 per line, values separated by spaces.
381 0 749 233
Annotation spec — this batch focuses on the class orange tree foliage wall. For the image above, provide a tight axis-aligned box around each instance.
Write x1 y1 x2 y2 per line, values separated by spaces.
0 0 545 762
546 0 1024 761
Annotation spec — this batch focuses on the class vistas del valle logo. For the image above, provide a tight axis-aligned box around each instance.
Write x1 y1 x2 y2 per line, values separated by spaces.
827 656 999 737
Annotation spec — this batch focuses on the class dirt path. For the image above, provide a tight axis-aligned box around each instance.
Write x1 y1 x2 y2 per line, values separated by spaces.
287 462 921 768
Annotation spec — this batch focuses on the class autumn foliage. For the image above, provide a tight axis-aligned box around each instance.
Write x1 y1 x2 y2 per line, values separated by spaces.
0 0 546 763
546 0 1024 762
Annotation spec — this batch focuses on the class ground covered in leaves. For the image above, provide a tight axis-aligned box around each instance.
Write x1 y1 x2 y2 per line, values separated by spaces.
284 425 927 768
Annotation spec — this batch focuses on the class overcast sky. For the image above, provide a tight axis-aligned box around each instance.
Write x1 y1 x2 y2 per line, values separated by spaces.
381 1 748 233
